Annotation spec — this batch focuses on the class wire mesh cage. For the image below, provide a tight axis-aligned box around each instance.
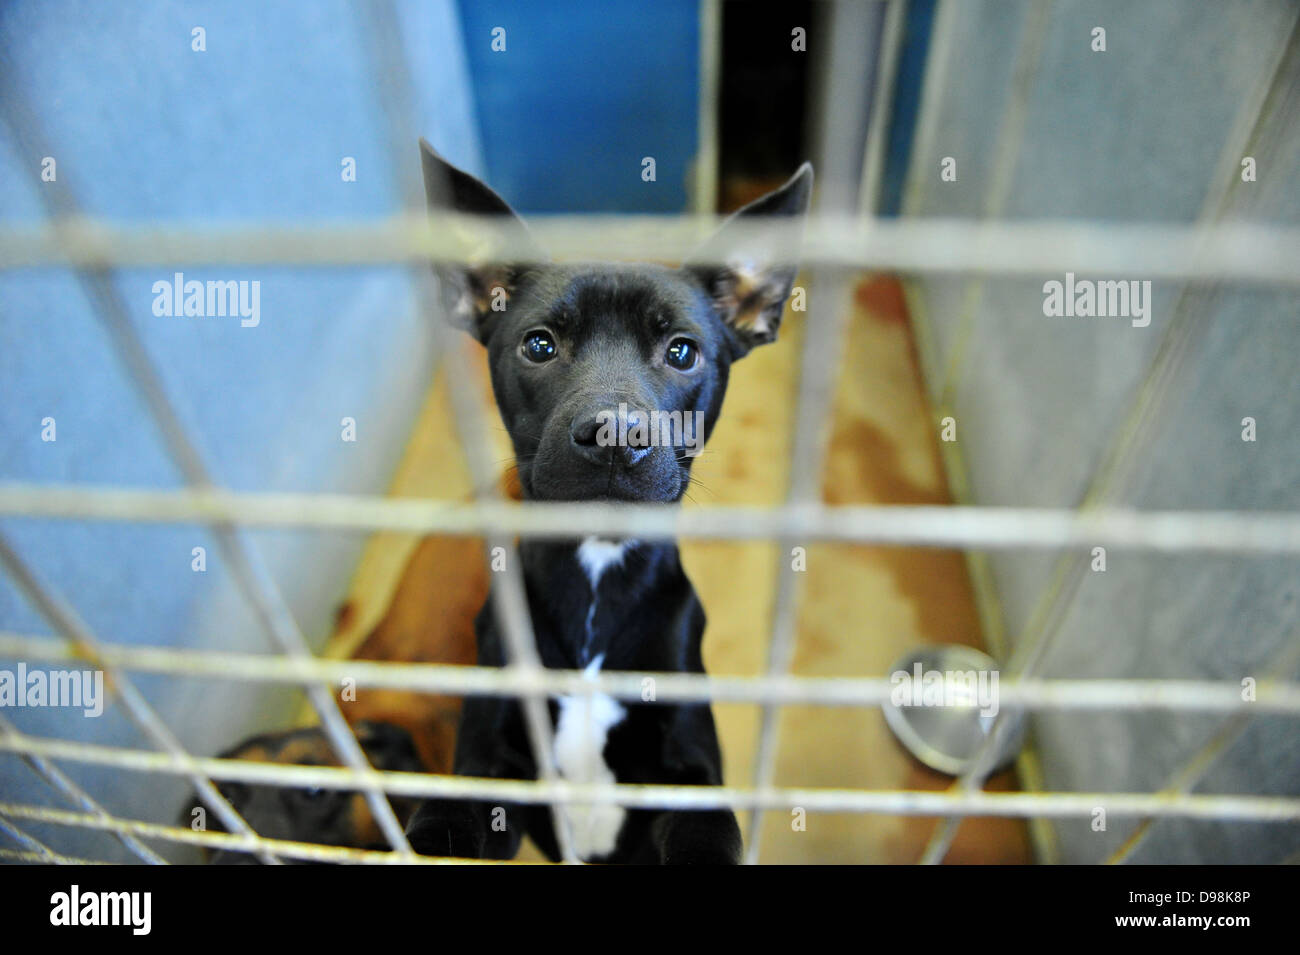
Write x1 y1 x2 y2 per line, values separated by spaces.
1 0 1299 866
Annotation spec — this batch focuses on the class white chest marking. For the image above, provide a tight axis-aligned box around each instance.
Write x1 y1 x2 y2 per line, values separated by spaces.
553 654 627 860
576 537 631 589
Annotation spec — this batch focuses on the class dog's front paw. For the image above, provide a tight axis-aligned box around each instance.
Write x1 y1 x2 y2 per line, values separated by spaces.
405 800 486 858
661 845 741 865
655 809 743 864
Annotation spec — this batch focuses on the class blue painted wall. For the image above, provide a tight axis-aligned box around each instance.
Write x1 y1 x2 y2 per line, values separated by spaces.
456 0 700 212
0 0 705 862
0 0 481 861
876 0 936 217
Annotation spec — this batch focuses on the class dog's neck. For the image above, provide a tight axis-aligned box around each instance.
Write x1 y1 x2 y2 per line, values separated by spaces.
519 536 677 669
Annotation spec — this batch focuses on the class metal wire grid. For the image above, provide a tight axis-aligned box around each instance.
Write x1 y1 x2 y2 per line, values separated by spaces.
903 4 1300 866
1 1 1299 865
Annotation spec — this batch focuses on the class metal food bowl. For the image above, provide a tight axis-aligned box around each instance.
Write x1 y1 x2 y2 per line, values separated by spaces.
880 645 1026 777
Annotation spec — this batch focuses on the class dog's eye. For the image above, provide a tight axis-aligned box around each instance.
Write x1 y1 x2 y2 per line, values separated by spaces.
288 784 333 808
522 330 557 363
665 338 698 371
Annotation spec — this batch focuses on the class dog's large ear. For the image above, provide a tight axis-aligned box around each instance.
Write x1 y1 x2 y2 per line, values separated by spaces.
685 163 813 356
419 138 541 342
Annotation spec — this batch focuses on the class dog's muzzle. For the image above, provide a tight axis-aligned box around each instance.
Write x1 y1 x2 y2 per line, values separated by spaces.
525 401 687 503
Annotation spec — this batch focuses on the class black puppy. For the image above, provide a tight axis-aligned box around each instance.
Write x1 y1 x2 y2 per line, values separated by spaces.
407 141 811 863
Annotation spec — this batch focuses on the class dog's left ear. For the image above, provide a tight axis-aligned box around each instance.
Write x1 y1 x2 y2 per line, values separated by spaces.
685 163 813 356
419 138 542 342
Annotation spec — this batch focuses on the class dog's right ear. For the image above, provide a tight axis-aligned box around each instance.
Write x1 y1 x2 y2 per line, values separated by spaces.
684 163 813 357
419 139 540 342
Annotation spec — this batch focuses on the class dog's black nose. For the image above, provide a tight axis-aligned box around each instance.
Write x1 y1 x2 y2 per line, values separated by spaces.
570 407 651 467
570 412 604 451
